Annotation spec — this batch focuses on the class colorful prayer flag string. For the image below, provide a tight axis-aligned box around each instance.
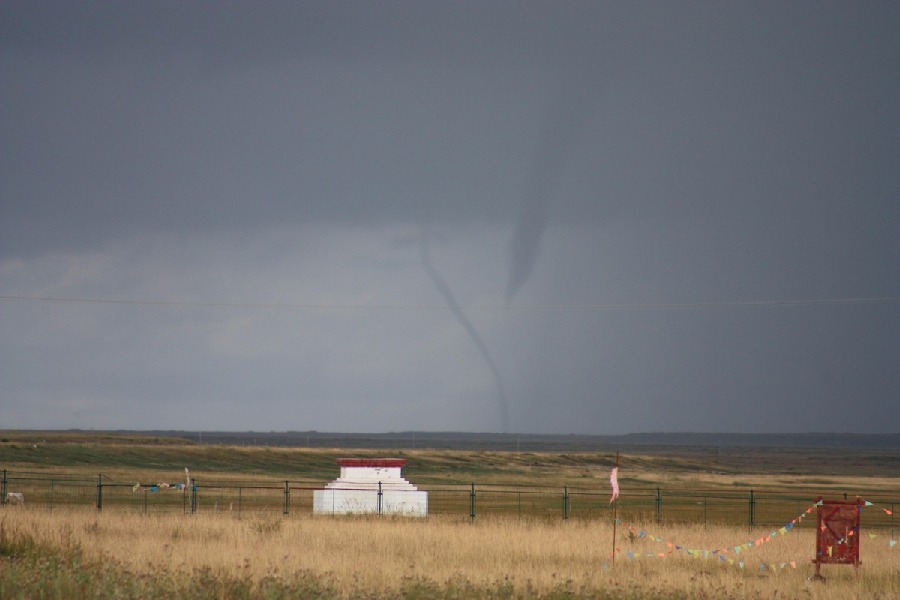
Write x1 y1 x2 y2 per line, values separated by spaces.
612 498 896 572
613 503 830 572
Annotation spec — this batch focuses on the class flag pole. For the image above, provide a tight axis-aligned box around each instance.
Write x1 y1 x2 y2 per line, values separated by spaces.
611 451 620 565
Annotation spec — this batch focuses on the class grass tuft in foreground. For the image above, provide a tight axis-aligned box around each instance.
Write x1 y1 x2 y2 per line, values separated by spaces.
0 517 339 599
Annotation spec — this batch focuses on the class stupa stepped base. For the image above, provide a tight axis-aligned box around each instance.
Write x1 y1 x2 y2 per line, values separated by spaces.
312 458 428 516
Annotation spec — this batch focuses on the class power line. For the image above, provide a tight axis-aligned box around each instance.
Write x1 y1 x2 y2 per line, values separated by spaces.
1 294 897 312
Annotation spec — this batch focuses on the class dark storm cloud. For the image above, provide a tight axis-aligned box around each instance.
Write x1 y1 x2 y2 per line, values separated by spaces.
1 1 589 257
1 1 898 433
3 1 896 272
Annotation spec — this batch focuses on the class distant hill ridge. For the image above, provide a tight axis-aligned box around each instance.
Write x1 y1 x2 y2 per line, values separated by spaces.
42 430 900 451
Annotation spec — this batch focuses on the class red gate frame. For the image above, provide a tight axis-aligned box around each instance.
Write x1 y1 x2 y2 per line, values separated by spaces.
812 496 862 576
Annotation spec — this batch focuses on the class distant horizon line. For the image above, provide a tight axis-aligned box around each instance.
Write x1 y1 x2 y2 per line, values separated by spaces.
4 428 898 437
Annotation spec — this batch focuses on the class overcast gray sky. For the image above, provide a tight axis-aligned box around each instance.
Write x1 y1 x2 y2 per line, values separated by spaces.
2 1 898 434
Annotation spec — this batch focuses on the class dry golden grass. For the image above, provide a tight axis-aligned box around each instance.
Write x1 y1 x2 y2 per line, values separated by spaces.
3 438 898 596
3 506 897 598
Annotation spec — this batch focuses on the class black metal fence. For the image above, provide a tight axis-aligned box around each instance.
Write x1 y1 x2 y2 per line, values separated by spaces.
1 469 896 533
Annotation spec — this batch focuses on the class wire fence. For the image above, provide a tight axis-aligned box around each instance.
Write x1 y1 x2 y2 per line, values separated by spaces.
1 469 896 533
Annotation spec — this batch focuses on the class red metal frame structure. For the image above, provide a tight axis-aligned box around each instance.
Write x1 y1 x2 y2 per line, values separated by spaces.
813 496 862 577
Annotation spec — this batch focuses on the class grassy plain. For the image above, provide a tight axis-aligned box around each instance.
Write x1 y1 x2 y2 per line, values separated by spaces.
1 432 898 598
2 430 898 489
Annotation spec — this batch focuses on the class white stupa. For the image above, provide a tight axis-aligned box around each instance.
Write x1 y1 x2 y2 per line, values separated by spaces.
313 458 428 516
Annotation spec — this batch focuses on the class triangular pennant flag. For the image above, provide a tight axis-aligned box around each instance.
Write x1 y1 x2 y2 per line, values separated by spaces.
865 500 874 506
890 540 897 548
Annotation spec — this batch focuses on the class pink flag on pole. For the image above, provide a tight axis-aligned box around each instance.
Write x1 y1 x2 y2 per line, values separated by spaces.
610 466 619 503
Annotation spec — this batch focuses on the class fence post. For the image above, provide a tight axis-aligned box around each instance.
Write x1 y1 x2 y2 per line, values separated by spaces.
377 481 383 515
469 483 476 521
749 490 755 529
49 480 55 512
563 486 569 520
1 469 7 504
283 481 290 516
656 488 662 525
97 474 103 512
190 480 197 514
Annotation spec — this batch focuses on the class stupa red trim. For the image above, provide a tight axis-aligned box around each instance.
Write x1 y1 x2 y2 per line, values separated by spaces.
336 458 407 468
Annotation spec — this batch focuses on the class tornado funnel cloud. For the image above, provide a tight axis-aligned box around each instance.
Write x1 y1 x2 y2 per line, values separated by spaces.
506 194 548 304
419 230 510 433
506 57 603 304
